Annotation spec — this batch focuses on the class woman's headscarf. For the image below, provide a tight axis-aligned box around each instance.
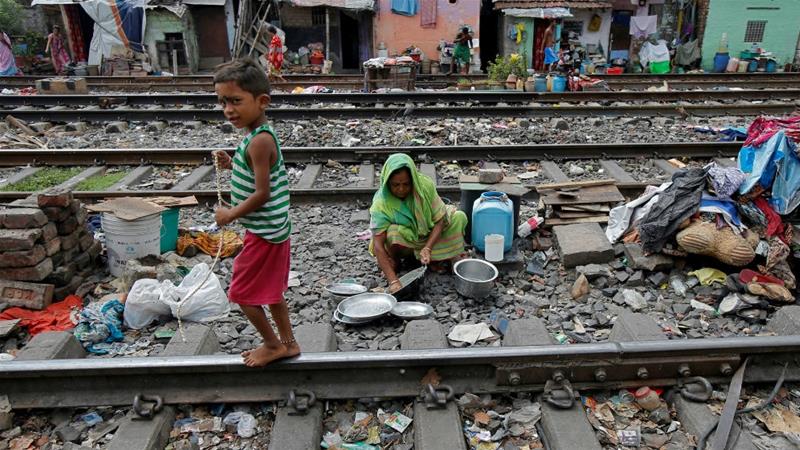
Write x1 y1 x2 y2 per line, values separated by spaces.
369 153 444 242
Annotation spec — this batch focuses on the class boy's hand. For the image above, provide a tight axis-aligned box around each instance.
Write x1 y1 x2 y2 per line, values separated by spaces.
215 207 234 226
213 150 233 170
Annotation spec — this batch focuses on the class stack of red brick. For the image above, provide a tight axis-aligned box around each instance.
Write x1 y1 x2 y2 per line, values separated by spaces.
0 190 101 310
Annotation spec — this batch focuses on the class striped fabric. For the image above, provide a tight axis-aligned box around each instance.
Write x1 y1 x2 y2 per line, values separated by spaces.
230 124 291 243
383 204 467 261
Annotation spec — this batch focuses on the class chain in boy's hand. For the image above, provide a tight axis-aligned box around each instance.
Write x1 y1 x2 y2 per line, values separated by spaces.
212 150 233 170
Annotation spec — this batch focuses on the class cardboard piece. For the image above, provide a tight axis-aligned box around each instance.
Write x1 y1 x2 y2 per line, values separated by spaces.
87 197 165 221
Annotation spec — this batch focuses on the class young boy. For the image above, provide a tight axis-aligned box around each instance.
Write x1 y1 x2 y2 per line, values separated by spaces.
212 59 299 367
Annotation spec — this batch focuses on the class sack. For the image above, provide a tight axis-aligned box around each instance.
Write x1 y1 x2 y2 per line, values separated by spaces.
160 263 230 323
124 279 171 329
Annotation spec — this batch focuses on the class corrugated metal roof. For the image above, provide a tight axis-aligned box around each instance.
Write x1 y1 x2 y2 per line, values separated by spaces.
494 0 611 10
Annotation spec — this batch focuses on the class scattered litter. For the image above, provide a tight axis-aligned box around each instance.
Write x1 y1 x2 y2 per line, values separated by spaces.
688 268 727 285
448 323 495 345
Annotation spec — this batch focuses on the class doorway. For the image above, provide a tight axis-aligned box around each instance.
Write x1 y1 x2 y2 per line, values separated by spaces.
609 10 632 62
479 0 499 72
532 18 553 71
339 11 360 70
192 6 231 69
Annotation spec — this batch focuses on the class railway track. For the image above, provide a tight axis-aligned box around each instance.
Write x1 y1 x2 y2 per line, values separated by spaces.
3 102 798 122
0 142 738 204
3 89 800 108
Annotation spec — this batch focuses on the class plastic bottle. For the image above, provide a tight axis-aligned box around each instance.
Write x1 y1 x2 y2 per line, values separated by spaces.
718 32 728 53
634 387 661 411
517 216 543 238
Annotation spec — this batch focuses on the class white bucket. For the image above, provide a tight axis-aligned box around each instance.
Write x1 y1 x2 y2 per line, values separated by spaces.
101 212 162 277
484 234 504 262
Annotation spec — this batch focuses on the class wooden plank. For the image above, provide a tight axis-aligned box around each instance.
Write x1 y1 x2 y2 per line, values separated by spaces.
296 164 322 189
537 179 615 190
560 204 610 213
420 163 437 183
599 161 636 183
540 184 624 206
654 159 679 176
539 161 569 183
172 165 214 191
357 163 375 188
553 210 605 219
714 157 736 168
544 216 609 227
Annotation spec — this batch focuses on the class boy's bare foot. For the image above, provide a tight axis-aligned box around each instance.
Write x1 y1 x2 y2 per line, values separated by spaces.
241 342 290 367
283 341 301 357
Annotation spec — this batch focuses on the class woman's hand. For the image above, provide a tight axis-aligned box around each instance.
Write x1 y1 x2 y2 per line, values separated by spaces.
420 247 432 265
388 279 402 293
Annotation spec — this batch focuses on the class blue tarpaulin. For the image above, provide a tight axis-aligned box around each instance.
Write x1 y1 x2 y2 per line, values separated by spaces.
738 131 800 215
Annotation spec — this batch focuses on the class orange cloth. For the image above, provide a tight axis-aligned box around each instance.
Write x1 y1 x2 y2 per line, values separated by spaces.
177 230 243 258
0 295 82 335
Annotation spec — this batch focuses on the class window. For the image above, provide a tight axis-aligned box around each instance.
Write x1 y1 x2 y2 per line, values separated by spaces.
744 20 767 43
563 20 583 36
311 6 326 26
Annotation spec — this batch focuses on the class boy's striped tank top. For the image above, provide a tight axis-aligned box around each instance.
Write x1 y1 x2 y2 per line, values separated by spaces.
230 124 291 243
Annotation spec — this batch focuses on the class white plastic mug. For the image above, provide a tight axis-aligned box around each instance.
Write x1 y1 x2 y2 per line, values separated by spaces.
484 234 504 262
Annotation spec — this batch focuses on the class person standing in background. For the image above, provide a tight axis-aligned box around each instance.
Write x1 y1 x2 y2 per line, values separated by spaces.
0 31 20 76
45 25 71 74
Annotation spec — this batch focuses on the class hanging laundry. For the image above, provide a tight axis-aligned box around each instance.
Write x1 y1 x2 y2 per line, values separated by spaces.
419 0 436 27
629 15 658 39
392 0 418 16
515 23 525 45
675 39 701 66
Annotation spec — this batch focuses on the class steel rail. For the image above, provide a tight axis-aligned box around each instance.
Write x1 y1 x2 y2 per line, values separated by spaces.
4 89 800 107
0 142 742 166
3 103 797 122
2 335 799 409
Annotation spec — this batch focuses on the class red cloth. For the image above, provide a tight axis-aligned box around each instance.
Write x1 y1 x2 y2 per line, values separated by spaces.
0 295 82 336
268 35 283 73
744 115 800 147
753 196 787 242
419 0 437 28
228 231 290 305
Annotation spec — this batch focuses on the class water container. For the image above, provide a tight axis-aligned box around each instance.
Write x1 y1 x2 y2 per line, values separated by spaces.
765 59 777 73
484 234 505 262
726 57 739 73
713 53 730 73
551 75 567 92
102 212 162 277
534 76 548 92
160 208 179 253
738 60 749 72
472 192 513 253
747 60 758 72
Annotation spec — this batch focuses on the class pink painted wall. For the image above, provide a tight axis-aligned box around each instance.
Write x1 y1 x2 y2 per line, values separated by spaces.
374 0 480 62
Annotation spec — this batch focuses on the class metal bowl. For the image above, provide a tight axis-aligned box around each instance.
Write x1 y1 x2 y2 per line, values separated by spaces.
393 266 426 300
332 309 373 325
337 292 397 320
325 282 368 297
391 302 434 320
453 259 498 299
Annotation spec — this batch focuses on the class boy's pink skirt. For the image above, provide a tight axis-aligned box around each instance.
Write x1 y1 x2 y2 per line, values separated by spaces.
228 231 290 306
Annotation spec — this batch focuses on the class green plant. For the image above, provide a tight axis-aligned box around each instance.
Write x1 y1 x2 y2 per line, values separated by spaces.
0 167 82 192
457 78 471 85
0 0 24 35
487 53 528 83
15 31 46 57
75 171 127 191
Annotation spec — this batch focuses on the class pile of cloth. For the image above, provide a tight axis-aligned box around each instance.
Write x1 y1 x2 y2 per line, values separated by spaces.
607 115 800 302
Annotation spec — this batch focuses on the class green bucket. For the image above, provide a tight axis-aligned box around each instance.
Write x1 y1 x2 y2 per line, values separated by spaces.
160 208 179 253
649 60 670 74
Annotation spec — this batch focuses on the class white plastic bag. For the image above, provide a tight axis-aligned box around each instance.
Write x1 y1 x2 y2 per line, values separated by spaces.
160 263 230 323
124 279 172 329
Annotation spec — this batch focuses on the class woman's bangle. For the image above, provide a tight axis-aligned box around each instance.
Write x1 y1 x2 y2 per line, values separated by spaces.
389 280 401 286
422 246 431 252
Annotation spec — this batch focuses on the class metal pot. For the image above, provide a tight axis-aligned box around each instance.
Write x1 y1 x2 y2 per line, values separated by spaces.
453 259 498 299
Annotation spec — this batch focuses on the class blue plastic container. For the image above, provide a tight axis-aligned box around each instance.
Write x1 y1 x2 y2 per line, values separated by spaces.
471 191 514 253
534 76 547 92
713 53 730 73
747 60 758 72
765 59 777 73
551 75 567 92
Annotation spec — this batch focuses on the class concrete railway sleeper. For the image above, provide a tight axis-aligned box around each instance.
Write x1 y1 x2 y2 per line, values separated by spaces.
3 311 800 450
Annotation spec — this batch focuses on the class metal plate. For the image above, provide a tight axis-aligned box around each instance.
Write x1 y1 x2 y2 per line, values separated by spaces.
390 302 434 320
325 283 368 297
332 309 373 325
337 293 397 320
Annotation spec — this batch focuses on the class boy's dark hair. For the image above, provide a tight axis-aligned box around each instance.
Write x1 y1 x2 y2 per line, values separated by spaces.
267 25 278 34
213 58 271 96
461 27 469 34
